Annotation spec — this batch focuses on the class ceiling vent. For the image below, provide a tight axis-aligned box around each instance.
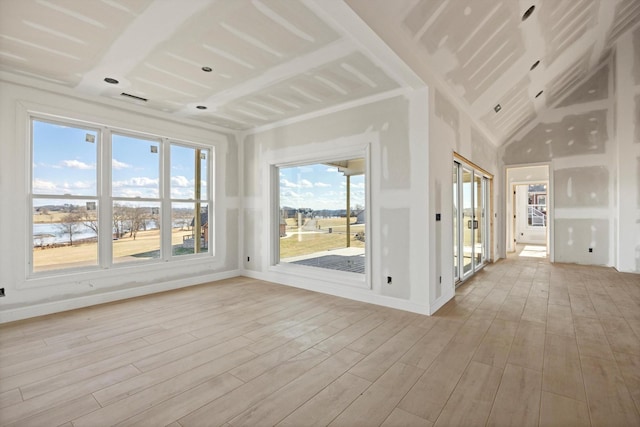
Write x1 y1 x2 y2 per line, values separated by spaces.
120 92 148 102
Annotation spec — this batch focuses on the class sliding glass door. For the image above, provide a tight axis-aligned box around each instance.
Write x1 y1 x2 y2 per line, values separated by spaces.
454 160 490 283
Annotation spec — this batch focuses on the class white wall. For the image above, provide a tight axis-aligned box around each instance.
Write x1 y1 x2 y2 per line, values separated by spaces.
501 59 617 267
241 91 432 314
615 28 640 273
0 78 240 322
428 89 501 312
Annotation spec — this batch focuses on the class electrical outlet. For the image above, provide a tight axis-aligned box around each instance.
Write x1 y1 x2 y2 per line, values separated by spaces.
247 256 250 262
386 276 392 285
588 248 593 253
0 288 5 297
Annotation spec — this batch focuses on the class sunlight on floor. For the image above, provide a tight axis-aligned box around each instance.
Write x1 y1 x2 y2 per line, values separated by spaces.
518 244 547 258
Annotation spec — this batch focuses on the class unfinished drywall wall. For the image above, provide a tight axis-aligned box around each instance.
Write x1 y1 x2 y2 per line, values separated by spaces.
502 59 615 267
0 79 240 322
554 166 609 208
241 92 431 314
554 219 609 265
616 28 640 273
430 88 500 307
380 208 411 300
435 89 460 150
503 109 608 164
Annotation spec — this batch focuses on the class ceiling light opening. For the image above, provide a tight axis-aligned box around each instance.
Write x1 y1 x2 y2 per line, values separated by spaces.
522 5 535 21
535 90 544 98
104 77 119 84
530 60 540 71
201 66 213 72
196 105 207 110
494 104 502 113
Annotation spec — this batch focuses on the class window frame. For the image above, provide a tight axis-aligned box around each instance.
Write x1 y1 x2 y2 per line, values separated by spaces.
29 115 103 275
109 130 164 266
27 113 215 278
167 140 214 260
526 184 547 228
267 142 371 290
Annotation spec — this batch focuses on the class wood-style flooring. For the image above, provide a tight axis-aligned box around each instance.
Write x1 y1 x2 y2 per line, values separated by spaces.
1 255 639 426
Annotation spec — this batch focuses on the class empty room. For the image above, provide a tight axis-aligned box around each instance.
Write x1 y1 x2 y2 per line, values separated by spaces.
1 0 639 426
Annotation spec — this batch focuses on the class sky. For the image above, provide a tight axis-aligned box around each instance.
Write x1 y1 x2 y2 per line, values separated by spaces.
280 163 365 211
32 120 208 206
32 120 364 211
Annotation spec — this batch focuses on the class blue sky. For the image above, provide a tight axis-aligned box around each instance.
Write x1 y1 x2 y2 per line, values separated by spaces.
32 120 208 202
32 120 362 210
280 163 365 211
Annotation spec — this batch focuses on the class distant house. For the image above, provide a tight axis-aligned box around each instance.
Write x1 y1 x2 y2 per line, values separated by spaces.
355 209 365 224
184 209 208 249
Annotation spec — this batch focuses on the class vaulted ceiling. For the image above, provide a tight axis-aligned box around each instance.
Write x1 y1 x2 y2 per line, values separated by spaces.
1 0 639 144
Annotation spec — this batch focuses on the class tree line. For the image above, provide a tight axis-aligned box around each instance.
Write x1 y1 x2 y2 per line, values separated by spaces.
55 204 162 246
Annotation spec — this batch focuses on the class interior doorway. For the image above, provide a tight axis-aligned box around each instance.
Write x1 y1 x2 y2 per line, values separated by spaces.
505 165 551 260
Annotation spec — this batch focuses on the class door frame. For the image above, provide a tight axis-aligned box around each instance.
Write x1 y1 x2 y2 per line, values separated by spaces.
504 163 553 261
453 153 493 285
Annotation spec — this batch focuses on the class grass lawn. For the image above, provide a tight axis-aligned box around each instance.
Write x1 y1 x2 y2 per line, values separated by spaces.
280 229 364 258
33 228 197 271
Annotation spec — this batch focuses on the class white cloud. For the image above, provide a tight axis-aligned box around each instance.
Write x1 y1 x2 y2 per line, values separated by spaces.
280 178 297 188
351 182 365 189
69 181 93 189
280 178 312 188
33 179 57 191
112 159 131 170
314 182 331 188
170 188 195 199
171 175 191 187
326 167 338 172
113 177 159 188
60 160 94 170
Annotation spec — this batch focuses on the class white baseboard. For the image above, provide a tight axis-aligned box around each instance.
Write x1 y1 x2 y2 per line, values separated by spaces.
242 269 430 315
0 270 241 324
430 287 455 314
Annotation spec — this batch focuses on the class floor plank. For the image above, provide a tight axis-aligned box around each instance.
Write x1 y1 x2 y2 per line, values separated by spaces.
486 363 541 427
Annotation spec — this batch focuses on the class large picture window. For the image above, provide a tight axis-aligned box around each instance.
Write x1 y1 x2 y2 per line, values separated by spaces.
277 158 366 274
30 116 213 274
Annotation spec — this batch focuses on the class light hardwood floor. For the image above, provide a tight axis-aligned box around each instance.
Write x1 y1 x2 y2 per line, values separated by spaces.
1 255 639 426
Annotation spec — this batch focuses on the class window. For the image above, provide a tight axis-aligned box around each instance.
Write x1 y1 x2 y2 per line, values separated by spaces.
527 184 547 227
30 117 213 274
112 134 161 263
277 158 366 274
170 144 210 256
32 119 99 272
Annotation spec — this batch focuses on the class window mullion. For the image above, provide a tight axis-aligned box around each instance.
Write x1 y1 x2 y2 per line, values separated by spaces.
100 127 112 267
161 138 172 262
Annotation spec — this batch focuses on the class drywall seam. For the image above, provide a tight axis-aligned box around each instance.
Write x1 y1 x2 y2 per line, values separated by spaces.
246 87 410 135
